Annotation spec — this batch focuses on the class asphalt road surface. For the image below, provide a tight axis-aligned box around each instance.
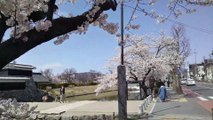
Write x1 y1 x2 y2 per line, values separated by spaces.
149 85 213 120
184 82 213 102
183 82 213 114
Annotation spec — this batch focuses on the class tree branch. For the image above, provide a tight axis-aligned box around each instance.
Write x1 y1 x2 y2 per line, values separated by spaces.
0 0 117 69
46 0 57 20
128 67 138 81
185 0 213 6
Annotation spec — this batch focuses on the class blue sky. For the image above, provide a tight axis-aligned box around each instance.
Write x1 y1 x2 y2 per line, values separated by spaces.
14 1 213 74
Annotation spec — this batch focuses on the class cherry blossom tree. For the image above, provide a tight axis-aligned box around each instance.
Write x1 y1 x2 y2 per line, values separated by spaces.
96 25 190 95
95 0 211 96
96 33 181 95
0 0 212 69
0 0 118 69
0 0 212 70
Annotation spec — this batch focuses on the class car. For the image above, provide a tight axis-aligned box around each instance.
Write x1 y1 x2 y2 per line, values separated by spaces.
181 78 187 85
186 78 196 86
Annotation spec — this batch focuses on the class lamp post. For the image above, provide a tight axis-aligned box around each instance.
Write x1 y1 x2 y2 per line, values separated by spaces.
120 0 124 65
117 1 127 120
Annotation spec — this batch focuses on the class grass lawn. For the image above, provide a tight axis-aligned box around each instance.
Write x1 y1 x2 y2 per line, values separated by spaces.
66 90 118 101
44 85 118 101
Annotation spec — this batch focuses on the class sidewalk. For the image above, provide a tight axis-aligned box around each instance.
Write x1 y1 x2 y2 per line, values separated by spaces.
147 87 212 120
28 100 148 116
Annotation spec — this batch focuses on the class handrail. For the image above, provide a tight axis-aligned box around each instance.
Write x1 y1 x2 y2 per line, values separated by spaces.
139 95 153 113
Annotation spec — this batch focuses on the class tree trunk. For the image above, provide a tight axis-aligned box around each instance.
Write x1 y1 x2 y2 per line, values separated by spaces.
172 69 183 94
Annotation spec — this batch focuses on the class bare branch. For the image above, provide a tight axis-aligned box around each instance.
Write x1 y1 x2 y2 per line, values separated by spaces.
185 0 213 6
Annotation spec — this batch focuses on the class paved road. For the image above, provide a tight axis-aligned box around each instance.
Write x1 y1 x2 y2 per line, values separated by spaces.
149 87 212 120
183 82 213 112
184 82 213 101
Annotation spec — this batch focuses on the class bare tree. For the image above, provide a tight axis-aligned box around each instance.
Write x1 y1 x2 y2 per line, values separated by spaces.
170 25 190 94
59 68 77 83
41 68 54 81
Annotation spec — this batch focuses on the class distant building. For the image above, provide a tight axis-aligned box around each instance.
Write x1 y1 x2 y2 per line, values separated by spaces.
0 63 50 90
203 59 213 81
189 63 205 80
189 58 213 82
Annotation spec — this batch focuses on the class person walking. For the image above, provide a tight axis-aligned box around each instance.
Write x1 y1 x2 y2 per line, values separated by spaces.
158 83 167 102
59 85 65 103
167 80 170 87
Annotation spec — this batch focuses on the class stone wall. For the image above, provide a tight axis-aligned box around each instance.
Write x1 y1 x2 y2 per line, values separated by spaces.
31 113 148 120
0 78 46 102
33 114 114 120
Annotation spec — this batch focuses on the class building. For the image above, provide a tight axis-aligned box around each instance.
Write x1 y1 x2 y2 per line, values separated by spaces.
203 59 213 81
189 63 205 81
189 58 213 82
0 63 50 90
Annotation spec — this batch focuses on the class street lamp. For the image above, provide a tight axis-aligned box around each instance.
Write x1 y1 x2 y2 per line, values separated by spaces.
120 0 124 65
117 1 127 120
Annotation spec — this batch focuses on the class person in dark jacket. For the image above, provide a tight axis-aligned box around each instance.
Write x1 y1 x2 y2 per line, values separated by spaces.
60 85 65 103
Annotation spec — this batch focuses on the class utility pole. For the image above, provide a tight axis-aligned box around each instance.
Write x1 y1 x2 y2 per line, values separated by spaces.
117 1 127 120
194 49 197 79
211 49 213 56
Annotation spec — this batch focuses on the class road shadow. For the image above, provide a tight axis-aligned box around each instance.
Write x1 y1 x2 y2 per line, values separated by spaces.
147 105 181 119
151 105 181 114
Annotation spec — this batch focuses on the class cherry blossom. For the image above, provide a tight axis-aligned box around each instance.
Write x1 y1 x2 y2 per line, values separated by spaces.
96 33 183 93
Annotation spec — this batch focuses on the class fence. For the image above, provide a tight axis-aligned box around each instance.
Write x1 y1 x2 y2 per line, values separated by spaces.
139 95 153 113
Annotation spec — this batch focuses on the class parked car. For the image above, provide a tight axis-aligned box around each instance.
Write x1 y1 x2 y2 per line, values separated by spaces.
186 78 196 86
181 78 187 85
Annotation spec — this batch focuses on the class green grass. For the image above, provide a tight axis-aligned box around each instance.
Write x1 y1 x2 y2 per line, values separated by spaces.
66 90 118 101
43 85 118 101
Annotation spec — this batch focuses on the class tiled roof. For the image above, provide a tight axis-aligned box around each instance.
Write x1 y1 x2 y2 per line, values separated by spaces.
0 76 30 83
0 74 50 83
32 73 50 83
3 63 36 71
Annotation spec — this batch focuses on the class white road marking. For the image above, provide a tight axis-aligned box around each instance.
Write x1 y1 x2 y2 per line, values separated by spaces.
208 96 213 100
197 96 208 101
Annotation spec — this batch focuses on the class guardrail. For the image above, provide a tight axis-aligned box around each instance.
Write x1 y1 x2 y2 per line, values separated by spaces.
139 95 153 113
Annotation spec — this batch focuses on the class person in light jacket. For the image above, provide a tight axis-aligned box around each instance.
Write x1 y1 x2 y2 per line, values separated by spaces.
158 83 167 102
